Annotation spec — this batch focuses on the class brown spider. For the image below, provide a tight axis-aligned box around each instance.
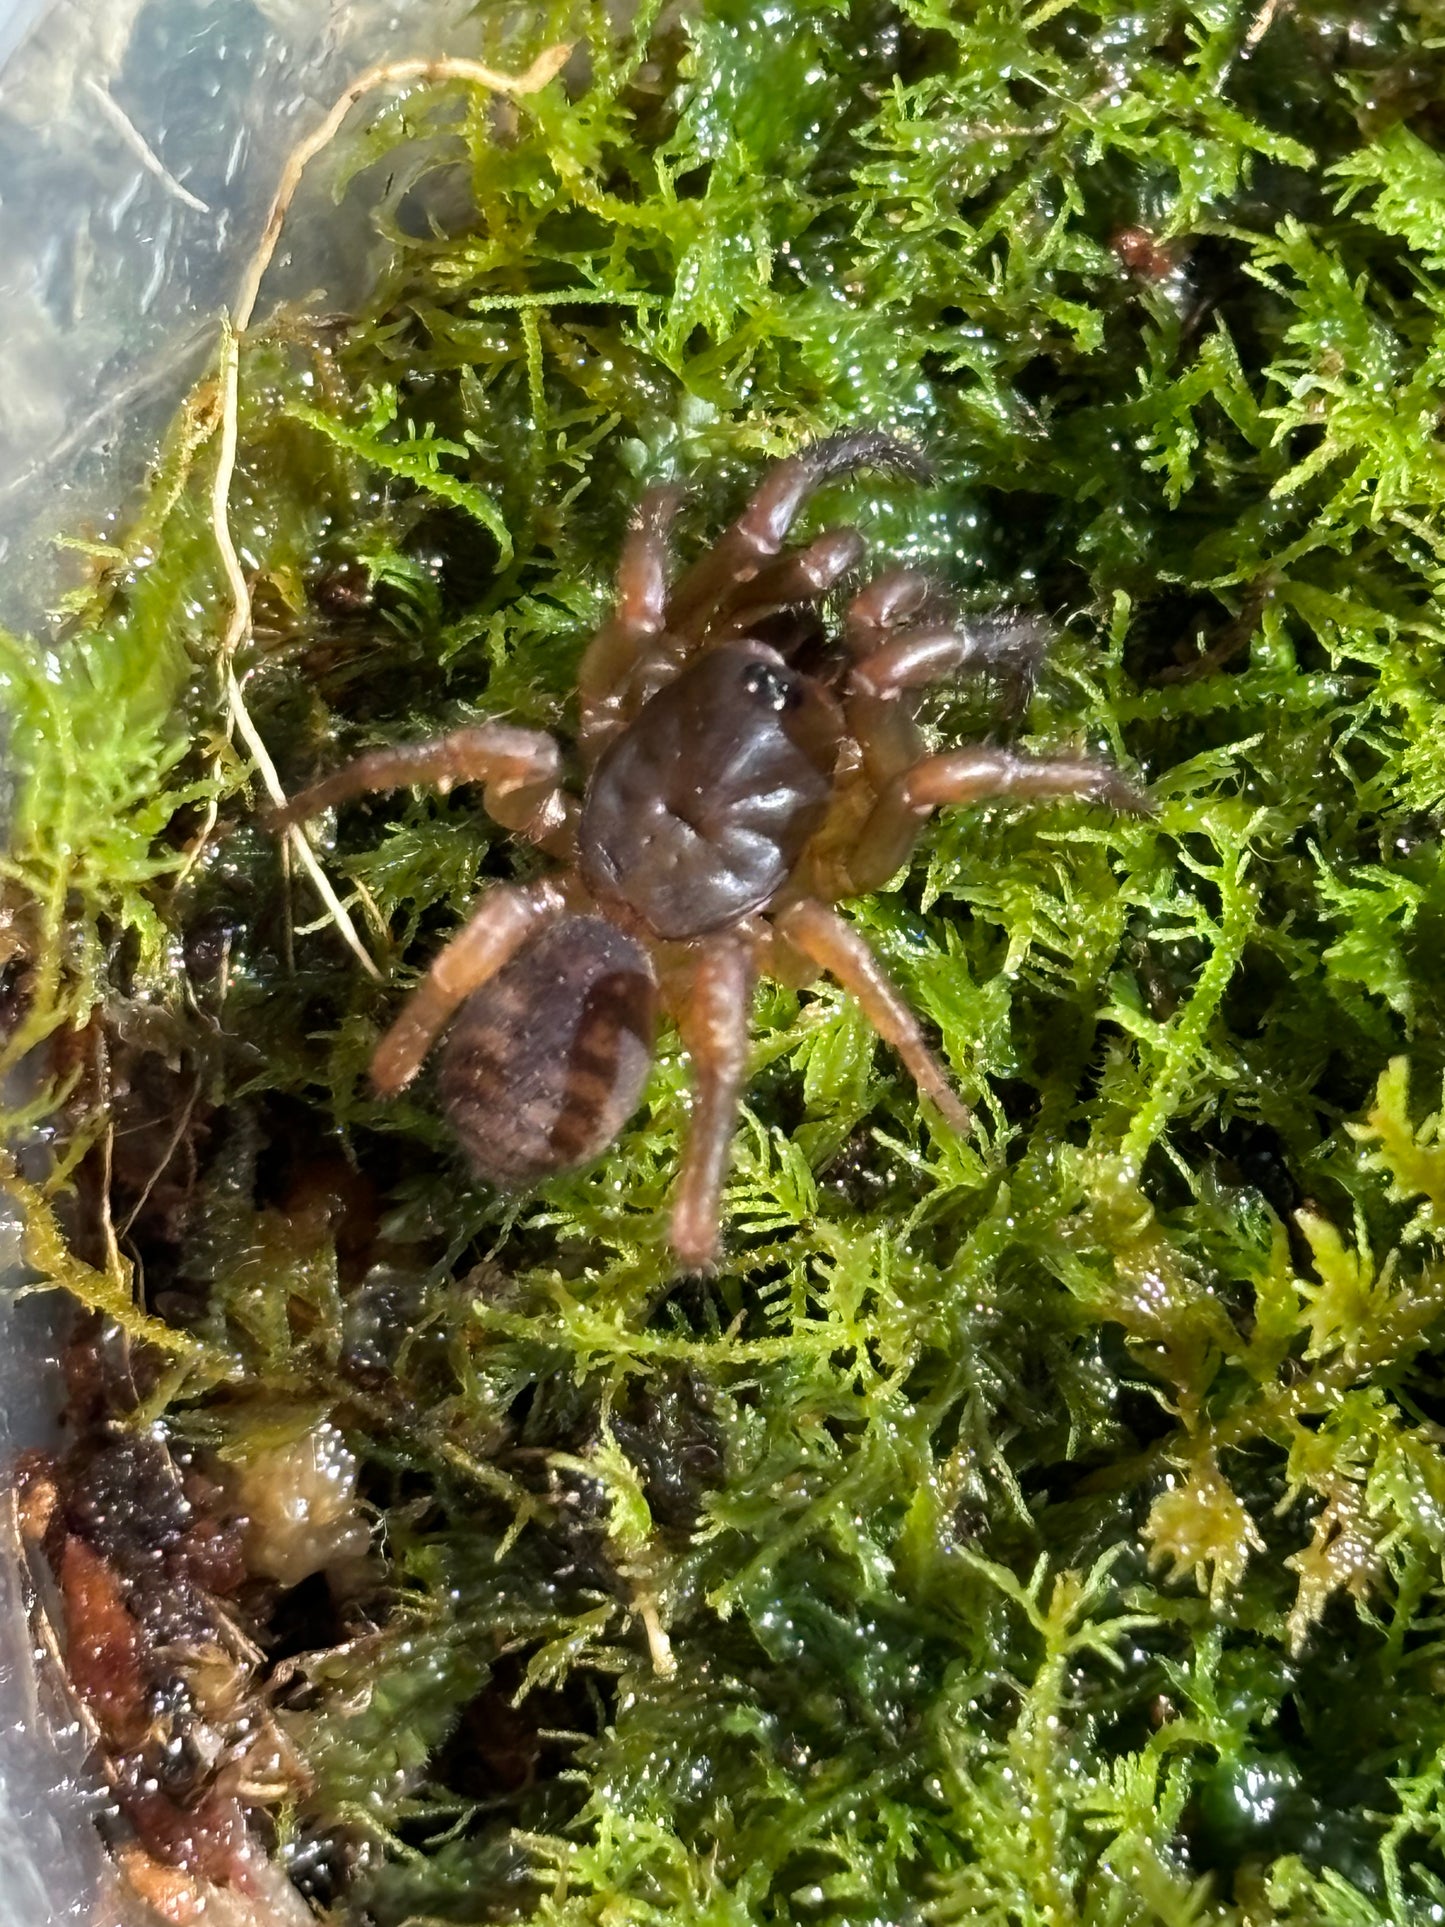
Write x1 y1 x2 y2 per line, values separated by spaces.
275 433 1141 1268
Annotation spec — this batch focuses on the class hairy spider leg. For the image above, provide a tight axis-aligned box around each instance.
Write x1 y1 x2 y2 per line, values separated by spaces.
577 485 681 759
664 431 929 640
669 938 756 1271
773 899 970 1134
824 585 1112 894
845 570 1048 687
684 526 866 647
843 566 932 653
839 567 937 790
370 877 566 1095
751 568 929 907
271 723 577 861
778 564 968 902
847 745 1147 895
851 609 1049 726
580 438 931 753
844 574 1050 780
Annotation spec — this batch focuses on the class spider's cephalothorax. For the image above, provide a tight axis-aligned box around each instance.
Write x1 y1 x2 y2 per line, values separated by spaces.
274 433 1142 1267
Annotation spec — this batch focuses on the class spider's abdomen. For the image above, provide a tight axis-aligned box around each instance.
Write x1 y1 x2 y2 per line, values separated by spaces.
438 917 657 1186
578 641 838 941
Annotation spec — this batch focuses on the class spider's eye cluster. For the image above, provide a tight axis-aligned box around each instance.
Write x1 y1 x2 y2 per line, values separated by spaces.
740 662 798 712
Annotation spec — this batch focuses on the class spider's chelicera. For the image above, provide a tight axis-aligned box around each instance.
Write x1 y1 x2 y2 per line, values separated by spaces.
275 433 1142 1267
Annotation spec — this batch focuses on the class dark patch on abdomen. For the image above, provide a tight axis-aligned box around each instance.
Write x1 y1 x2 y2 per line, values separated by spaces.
438 916 658 1188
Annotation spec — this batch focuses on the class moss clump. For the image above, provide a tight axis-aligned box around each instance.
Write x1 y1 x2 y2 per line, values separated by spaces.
10 1 1445 1921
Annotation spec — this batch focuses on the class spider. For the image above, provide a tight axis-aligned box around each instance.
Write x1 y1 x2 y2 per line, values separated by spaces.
274 432 1142 1268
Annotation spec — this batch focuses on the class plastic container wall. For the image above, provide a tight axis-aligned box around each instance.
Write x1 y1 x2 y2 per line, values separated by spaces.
0 2 505 1916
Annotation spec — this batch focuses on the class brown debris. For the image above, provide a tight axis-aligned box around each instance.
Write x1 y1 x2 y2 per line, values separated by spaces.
31 1404 309 1904
58 1533 149 1748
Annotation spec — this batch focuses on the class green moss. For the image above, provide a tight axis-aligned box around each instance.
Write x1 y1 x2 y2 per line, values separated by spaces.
12 0 1445 1920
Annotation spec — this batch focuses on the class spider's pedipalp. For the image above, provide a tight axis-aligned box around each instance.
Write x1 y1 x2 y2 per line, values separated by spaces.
371 877 566 1096
774 899 970 1135
670 937 756 1271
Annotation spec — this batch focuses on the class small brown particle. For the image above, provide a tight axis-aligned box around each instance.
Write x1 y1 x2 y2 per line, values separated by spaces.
58 1532 148 1749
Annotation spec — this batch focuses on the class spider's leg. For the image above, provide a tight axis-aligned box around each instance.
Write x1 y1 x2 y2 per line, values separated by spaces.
848 745 1147 894
687 527 866 645
666 431 928 638
578 485 681 759
839 569 945 792
270 723 576 860
850 625 1006 699
669 937 755 1271
845 583 1050 783
843 566 931 656
850 609 1050 701
371 877 566 1095
774 900 969 1133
